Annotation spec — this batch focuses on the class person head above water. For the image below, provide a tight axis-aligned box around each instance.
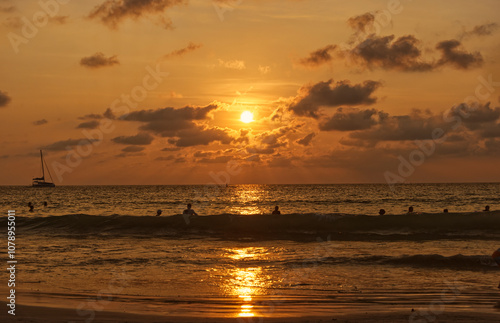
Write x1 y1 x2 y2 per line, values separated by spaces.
443 209 448 213
408 206 414 213
156 209 162 216
379 209 386 215
484 205 490 212
43 201 48 206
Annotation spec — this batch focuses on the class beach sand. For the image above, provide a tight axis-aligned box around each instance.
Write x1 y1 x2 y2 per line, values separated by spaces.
2 302 500 323
2 288 499 323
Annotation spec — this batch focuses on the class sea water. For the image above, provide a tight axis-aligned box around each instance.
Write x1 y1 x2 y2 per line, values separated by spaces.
0 183 499 319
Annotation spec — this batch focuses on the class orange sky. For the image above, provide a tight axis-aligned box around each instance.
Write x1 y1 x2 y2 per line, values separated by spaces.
1 0 500 185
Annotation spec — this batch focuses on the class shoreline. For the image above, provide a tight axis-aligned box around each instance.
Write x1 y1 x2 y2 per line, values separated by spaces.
1 302 499 322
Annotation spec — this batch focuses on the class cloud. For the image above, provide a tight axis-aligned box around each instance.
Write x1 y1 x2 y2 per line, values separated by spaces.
0 90 11 108
435 40 483 69
348 110 447 142
112 132 154 145
298 45 336 67
121 104 235 147
219 59 246 70
246 146 275 154
289 79 381 118
123 104 218 136
450 102 500 130
89 0 185 29
347 12 375 33
296 133 316 146
161 147 181 152
80 52 119 69
42 138 100 151
77 120 100 129
319 108 382 131
122 146 145 153
33 119 48 126
164 42 202 59
349 35 434 72
462 23 498 38
167 126 233 147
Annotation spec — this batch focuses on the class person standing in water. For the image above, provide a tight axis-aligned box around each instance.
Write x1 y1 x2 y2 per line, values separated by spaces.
183 203 198 216
272 206 281 215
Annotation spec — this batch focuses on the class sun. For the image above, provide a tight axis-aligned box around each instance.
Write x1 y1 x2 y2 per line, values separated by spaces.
240 111 254 123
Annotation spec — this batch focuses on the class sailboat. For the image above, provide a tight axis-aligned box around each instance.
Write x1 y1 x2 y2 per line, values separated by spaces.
32 150 55 187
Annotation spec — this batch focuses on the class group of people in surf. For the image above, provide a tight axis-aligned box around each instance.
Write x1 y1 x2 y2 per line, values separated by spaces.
27 201 48 212
156 204 282 216
378 205 491 215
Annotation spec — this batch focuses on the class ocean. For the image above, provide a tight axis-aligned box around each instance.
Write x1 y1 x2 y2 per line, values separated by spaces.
1 183 499 320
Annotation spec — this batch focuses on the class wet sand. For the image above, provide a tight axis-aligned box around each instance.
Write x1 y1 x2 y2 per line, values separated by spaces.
2 302 500 323
2 289 499 323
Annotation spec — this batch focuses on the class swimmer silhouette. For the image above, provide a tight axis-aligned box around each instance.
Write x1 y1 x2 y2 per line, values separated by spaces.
156 209 162 216
272 206 281 215
484 205 490 212
379 209 386 215
408 206 414 213
183 203 198 216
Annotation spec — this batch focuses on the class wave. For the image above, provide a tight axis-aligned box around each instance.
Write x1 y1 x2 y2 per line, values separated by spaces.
3 211 500 241
278 254 500 271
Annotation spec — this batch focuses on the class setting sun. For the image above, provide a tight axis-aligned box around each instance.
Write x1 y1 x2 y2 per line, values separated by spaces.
240 111 254 123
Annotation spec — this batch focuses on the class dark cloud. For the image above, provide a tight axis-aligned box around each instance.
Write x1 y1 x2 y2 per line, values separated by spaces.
347 12 375 33
89 0 185 29
348 110 448 142
77 120 100 129
167 126 233 147
164 42 202 59
109 104 227 149
462 23 498 38
246 146 275 154
298 45 336 67
122 146 145 153
479 124 500 138
33 119 48 126
350 35 434 72
197 155 233 164
435 40 483 69
112 132 154 145
80 52 119 69
42 138 99 151
161 147 181 152
449 103 500 130
289 79 381 118
319 108 382 131
296 132 316 146
123 104 219 136
0 90 11 108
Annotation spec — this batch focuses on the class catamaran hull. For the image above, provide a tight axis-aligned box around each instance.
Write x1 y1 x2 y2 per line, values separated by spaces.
32 182 56 188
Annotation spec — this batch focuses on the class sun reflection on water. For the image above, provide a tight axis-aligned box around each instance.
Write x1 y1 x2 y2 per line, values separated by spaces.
219 247 272 318
229 185 269 215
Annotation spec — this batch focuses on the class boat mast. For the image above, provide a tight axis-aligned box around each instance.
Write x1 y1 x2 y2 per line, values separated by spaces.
40 150 45 179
